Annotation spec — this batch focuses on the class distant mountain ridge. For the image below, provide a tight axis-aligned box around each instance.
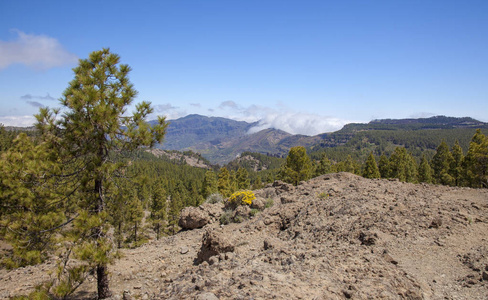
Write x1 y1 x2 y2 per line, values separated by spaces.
370 115 483 126
152 114 487 165
153 114 258 150
342 115 486 132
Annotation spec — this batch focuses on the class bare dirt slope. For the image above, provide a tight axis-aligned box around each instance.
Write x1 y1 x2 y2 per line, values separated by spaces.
1 173 488 299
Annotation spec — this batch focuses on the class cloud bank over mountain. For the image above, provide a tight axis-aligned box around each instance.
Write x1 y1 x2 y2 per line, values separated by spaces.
211 101 350 136
247 111 346 136
151 100 350 136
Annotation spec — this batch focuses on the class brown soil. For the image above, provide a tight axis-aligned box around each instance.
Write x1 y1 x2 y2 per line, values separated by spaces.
1 173 487 299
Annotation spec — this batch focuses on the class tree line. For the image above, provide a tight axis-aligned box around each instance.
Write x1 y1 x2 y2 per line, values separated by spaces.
277 129 488 189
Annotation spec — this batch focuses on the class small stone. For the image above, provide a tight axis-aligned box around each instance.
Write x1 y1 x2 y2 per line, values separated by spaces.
123 290 132 300
208 256 219 265
180 246 189 254
263 239 273 250
430 217 442 229
482 271 488 281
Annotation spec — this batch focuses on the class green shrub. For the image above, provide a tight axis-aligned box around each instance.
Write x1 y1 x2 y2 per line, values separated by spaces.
317 192 329 200
206 193 224 204
264 198 274 209
220 210 233 225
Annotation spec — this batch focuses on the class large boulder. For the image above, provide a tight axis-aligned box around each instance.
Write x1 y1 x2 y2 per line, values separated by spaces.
250 197 266 210
178 202 224 230
195 228 235 265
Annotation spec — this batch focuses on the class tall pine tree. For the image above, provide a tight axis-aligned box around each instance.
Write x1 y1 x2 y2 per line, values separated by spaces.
314 153 332 176
464 129 488 188
35 48 168 298
278 146 312 185
218 167 232 197
150 181 167 240
378 154 390 178
201 170 218 199
236 167 250 190
362 152 380 179
418 154 433 184
450 140 464 186
431 140 454 185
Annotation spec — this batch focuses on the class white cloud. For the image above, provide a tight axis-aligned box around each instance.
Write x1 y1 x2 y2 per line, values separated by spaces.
0 30 78 70
150 103 188 120
0 115 36 127
218 100 239 110
247 110 347 136
154 103 178 112
212 101 349 136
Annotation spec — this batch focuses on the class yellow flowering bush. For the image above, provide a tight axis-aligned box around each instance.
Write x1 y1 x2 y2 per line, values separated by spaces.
227 190 255 207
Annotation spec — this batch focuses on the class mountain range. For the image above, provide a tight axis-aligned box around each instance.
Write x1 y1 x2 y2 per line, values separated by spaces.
155 114 488 165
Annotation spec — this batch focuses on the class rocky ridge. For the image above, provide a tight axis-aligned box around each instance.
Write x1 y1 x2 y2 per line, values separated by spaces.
1 173 488 299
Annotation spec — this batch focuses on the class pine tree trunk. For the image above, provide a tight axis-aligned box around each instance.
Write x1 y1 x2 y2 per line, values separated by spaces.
134 221 137 243
118 222 122 249
94 173 111 299
97 264 111 299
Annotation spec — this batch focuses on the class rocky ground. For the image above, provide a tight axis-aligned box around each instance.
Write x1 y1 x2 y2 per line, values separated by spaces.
1 172 488 299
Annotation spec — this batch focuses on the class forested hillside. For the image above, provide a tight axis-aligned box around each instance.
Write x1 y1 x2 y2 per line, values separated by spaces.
309 116 488 163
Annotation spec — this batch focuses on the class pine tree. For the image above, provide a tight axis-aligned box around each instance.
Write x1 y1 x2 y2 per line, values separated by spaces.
362 152 380 179
405 152 418 183
389 147 417 182
236 167 250 190
150 182 167 240
0 134 66 267
450 140 464 186
418 154 433 183
167 192 182 235
463 129 488 188
278 146 312 185
378 154 390 178
107 184 129 249
201 171 218 199
230 170 238 193
125 189 144 246
252 175 263 189
188 180 203 206
35 48 168 298
314 153 332 176
218 167 232 197
431 140 454 185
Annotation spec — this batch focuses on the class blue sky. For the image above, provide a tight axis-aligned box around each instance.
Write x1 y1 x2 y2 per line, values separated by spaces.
1 0 487 135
